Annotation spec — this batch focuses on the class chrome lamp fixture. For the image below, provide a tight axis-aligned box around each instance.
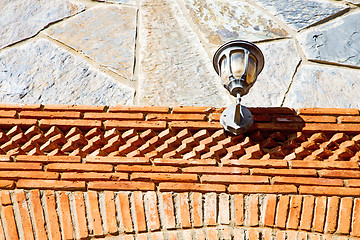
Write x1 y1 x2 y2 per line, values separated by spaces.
213 40 265 135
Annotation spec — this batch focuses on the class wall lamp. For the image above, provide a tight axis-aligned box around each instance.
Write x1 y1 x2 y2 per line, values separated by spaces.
213 40 265 135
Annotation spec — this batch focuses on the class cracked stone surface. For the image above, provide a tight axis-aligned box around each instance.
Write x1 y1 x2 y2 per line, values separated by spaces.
283 64 360 108
45 5 137 79
93 0 136 4
241 39 301 107
138 1 231 107
0 39 134 106
252 0 348 31
297 11 360 68
0 0 84 49
183 0 288 45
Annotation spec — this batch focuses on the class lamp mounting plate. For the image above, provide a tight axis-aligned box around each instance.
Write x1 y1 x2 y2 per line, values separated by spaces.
220 104 253 135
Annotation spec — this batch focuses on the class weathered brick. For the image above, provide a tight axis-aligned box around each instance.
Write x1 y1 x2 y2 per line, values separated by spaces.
337 197 353 234
318 169 360 179
89 181 154 191
104 191 118 234
172 106 213 113
47 163 113 172
109 106 169 113
339 115 360 123
39 119 101 129
117 192 133 233
275 195 290 229
201 175 268 184
133 191 147 232
191 192 202 227
252 168 317 177
147 113 206 121
177 192 191 228
1 205 19 240
264 194 277 227
29 190 47 239
58 191 74 240
222 159 287 168
169 121 222 130
87 192 103 236
291 160 359 170
300 186 360 197
299 115 337 123
0 180 15 189
44 190 61 239
116 165 178 173
20 111 81 119
153 158 217 166
229 184 297 194
14 191 34 240
61 172 127 181
324 196 339 233
144 191 160 231
0 162 42 171
313 196 327 233
182 166 249 175
303 123 360 132
0 171 59 180
43 104 105 112
233 194 244 226
131 172 197 182
273 177 343 187
85 156 150 165
0 118 37 128
299 108 359 115
159 182 226 193
0 110 17 118
248 194 259 227
250 122 304 132
84 112 143 120
104 120 166 130
17 179 85 191
352 198 360 237
204 193 217 226
287 195 302 230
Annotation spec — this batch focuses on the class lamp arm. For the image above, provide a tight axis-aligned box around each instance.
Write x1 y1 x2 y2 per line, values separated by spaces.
234 92 242 125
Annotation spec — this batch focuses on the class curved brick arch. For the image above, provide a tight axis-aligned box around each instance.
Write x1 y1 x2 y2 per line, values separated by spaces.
1 189 359 239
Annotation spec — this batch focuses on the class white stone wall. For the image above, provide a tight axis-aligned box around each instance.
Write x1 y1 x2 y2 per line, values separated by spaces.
0 0 359 108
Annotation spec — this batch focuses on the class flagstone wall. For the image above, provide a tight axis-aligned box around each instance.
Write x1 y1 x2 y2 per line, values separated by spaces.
0 0 359 108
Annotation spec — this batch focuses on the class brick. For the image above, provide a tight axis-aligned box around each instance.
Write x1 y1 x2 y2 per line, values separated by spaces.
250 122 304 132
264 194 277 227
0 191 12 206
182 166 249 175
312 196 327 232
58 191 74 240
0 118 37 127
116 165 178 173
229 184 297 194
291 161 359 170
248 107 296 115
109 105 169 113
287 195 302 230
61 172 127 181
172 106 213 113
14 191 34 240
0 110 17 118
248 194 259 227
44 104 105 112
0 180 15 189
299 108 359 115
153 158 217 166
84 112 143 120
147 113 206 121
44 190 61 239
252 168 317 177
337 197 353 234
177 192 191 228
324 196 339 233
85 156 150 165
300 186 360 197
234 194 244 226
47 163 113 172
303 123 360 132
339 116 360 123
273 177 343 187
159 182 226 193
201 175 268 184
352 198 360 237
20 111 81 119
18 179 85 191
89 181 154 191
0 220 4 240
29 190 47 240
104 191 118 234
275 195 290 229
133 191 147 232
0 171 59 180
131 172 197 182
204 193 217 226
144 192 160 231
0 162 42 171
319 170 360 179
169 121 222 130
191 192 203 227
349 179 360 187
104 120 167 130
39 119 101 129
222 159 287 168
1 205 19 240
205 228 218 240
275 230 286 240
117 192 133 233
299 115 337 123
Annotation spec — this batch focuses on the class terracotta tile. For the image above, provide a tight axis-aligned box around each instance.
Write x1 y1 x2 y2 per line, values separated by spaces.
337 197 353 234
160 192 176 229
43 190 61 239
286 195 302 230
313 196 327 233
117 192 133 233
177 192 191 228
324 196 339 233
275 195 290 229
133 191 147 232
29 190 47 239
58 191 74 240
87 191 103 237
104 191 118 234
144 191 160 231
264 194 277 227
191 192 203 227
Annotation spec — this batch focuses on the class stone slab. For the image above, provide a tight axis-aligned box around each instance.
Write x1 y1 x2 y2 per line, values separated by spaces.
283 64 360 108
138 1 231 107
0 0 84 49
94 0 136 4
183 0 288 45
297 11 360 68
241 39 301 107
45 5 137 79
0 39 134 106
252 0 348 30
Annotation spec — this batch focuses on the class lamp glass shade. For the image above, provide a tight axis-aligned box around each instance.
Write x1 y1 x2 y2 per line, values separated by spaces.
230 50 246 80
220 56 229 85
246 55 257 84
